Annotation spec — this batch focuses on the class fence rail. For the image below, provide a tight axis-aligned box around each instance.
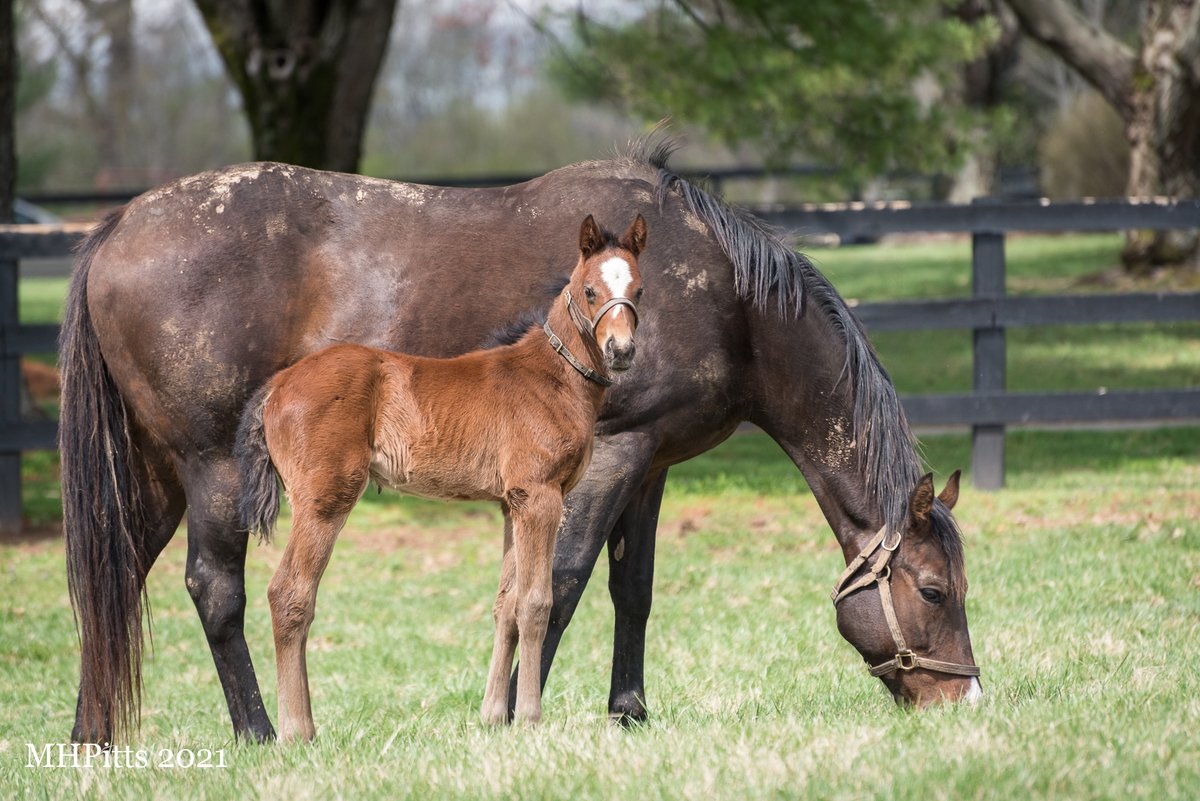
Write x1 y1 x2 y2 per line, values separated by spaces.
1 198 1198 532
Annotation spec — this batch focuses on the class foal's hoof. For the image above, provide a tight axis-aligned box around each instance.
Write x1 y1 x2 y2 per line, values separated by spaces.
480 703 512 727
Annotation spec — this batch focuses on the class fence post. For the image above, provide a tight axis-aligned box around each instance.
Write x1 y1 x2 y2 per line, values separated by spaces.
971 204 1006 490
0 252 18 534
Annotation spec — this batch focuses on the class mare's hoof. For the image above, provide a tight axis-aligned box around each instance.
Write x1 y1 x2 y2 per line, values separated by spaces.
608 693 649 727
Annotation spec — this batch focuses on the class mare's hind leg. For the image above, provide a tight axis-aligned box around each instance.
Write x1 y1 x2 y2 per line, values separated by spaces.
480 513 517 726
508 485 563 724
268 500 357 743
71 433 186 744
607 467 669 723
183 458 276 743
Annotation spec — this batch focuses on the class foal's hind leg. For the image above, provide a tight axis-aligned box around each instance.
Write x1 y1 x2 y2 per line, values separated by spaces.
507 486 563 724
269 498 358 743
481 513 517 726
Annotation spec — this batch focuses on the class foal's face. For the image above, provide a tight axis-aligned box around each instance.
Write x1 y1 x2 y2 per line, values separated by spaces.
835 471 982 707
577 214 647 373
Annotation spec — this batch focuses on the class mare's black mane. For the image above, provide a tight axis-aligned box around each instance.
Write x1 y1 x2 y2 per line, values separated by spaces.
627 136 966 591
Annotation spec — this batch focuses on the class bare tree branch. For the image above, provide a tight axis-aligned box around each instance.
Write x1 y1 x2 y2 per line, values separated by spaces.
1003 0 1137 119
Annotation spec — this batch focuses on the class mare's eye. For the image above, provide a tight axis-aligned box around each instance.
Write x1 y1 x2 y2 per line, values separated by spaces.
584 286 596 302
919 588 944 605
635 287 644 301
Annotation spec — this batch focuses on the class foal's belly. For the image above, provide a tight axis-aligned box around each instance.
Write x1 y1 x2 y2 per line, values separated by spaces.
368 452 502 503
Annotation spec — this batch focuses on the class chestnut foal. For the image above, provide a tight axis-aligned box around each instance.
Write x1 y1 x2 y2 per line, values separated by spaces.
235 214 646 740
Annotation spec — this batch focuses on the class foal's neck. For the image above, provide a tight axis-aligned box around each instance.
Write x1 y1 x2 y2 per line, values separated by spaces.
532 290 610 402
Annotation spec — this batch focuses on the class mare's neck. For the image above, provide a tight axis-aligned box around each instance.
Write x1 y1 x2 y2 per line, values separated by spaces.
746 304 901 562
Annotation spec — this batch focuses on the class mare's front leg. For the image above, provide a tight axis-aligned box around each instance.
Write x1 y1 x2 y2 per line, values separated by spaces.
268 503 351 743
481 513 517 725
507 432 660 716
508 486 563 724
183 458 276 743
606 467 668 723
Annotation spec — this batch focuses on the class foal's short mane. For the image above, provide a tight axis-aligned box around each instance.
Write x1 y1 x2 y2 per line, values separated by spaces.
622 136 965 588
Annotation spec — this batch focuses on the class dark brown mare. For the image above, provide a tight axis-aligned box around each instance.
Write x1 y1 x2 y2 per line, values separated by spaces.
60 139 981 744
236 215 646 739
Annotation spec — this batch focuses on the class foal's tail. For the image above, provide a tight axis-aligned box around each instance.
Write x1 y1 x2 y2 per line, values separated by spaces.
234 382 281 543
59 205 148 743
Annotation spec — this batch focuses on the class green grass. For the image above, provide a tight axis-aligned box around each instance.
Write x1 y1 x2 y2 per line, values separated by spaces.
2 427 1198 799
4 234 1198 797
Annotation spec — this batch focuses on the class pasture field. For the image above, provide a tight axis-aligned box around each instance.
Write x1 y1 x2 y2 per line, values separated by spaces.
2 233 1198 799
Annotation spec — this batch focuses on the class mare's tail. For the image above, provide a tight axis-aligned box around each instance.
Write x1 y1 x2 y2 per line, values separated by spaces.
59 205 148 744
234 382 281 543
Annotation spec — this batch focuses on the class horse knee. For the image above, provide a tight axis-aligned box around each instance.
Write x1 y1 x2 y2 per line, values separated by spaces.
185 560 247 644
517 590 552 632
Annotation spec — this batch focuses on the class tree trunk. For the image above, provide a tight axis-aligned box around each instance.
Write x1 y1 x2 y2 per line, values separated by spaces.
193 0 399 173
1122 1 1200 271
1004 0 1200 272
945 0 1020 202
0 0 14 222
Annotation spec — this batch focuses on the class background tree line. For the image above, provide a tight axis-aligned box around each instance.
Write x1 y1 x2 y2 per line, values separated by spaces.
4 0 1196 270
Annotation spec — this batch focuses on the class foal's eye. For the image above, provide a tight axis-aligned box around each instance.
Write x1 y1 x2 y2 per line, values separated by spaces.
584 286 597 302
635 287 644 301
919 588 945 605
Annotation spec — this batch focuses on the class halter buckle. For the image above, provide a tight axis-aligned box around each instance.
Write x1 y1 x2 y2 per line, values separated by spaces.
895 650 919 671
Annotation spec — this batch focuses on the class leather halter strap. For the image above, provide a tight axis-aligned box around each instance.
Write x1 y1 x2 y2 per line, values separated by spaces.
543 289 640 387
831 526 980 679
543 320 612 386
589 296 639 331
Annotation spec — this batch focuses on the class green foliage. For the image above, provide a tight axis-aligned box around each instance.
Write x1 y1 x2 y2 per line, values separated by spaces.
547 0 996 186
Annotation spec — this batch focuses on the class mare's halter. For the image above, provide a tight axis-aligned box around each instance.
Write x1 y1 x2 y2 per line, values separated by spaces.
830 526 980 679
544 288 639 387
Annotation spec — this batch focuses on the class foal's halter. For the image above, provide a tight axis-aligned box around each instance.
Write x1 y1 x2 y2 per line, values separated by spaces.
543 289 639 387
830 527 980 679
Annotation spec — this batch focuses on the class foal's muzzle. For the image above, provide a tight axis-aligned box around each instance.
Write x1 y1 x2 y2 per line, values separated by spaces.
605 338 636 372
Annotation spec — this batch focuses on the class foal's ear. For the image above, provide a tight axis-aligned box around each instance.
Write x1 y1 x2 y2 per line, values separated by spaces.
579 214 604 257
621 214 648 257
907 472 936 530
938 469 962 511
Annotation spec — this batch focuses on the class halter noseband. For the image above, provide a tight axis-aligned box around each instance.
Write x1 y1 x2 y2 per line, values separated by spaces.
543 289 639 387
830 527 980 679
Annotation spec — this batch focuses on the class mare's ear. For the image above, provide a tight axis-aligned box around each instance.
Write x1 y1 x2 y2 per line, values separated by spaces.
938 469 961 511
579 214 604 257
907 472 935 532
621 214 647 257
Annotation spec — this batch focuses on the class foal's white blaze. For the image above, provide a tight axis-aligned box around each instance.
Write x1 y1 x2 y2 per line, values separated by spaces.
599 257 633 299
965 677 984 704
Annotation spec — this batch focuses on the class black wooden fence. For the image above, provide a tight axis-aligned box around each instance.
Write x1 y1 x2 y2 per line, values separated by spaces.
1 199 1198 533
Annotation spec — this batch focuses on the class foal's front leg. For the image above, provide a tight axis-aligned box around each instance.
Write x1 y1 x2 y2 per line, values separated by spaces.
509 486 563 724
